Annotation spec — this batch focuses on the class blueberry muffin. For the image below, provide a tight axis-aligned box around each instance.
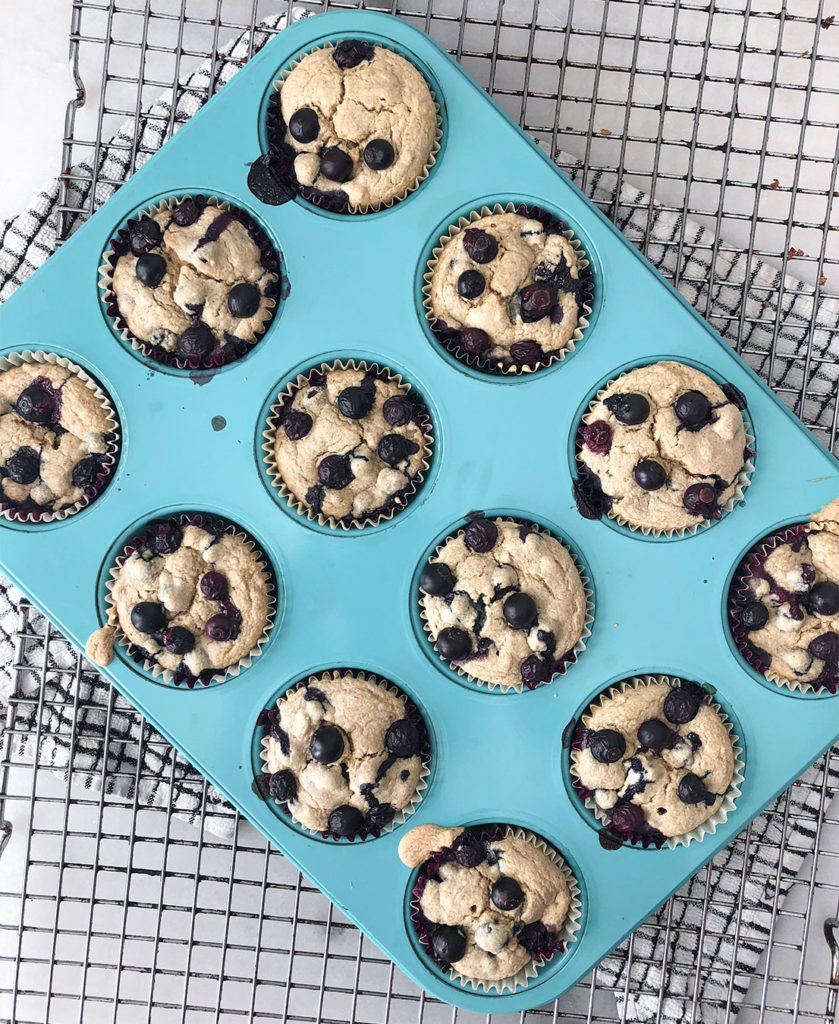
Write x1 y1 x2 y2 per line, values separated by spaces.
400 824 574 986
729 498 839 693
419 518 588 691
106 196 280 367
0 359 116 519
571 679 737 845
259 671 429 839
272 40 438 211
86 515 271 686
426 208 588 374
575 361 750 533
268 363 431 527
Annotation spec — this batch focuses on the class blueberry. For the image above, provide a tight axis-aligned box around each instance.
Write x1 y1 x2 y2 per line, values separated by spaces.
550 305 565 324
588 728 626 764
459 328 490 355
204 614 234 642
150 524 182 555
378 433 418 466
318 453 353 489
683 482 718 518
519 282 555 322
382 395 412 426
227 282 260 318
177 324 215 359
71 456 102 489
491 876 524 911
807 581 839 616
200 571 229 601
333 40 375 69
5 447 40 485
722 381 748 410
171 198 201 226
309 724 344 764
509 340 542 365
464 518 497 553
385 719 421 757
283 409 312 441
503 592 537 629
247 154 296 206
128 218 162 255
337 386 374 420
634 459 667 491
663 686 702 725
431 925 466 964
604 392 649 426
457 269 485 299
162 626 195 655
135 252 166 288
366 803 395 830
739 600 769 631
16 385 55 425
320 146 353 183
435 627 471 661
269 769 297 802
610 803 645 834
462 228 498 264
520 654 550 687
637 718 675 752
677 772 710 805
420 562 455 596
130 602 167 634
518 921 548 957
328 804 365 837
288 107 319 143
674 390 711 427
455 837 484 867
809 632 839 662
581 420 612 455
363 138 394 170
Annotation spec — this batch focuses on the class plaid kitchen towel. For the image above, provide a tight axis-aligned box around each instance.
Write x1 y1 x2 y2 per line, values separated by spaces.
1 6 838 1020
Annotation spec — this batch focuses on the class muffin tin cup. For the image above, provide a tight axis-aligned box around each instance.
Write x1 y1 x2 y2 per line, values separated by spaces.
577 367 755 538
98 195 281 371
409 825 582 994
418 517 593 693
262 358 434 530
729 522 839 695
258 669 431 841
103 512 276 688
268 41 443 215
421 203 593 376
569 676 745 850
0 350 120 524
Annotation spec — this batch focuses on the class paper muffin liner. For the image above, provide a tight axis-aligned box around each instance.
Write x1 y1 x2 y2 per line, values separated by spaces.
104 512 276 688
410 824 582 994
569 676 744 849
0 350 120 524
575 367 755 538
419 517 593 692
421 202 593 376
262 359 434 530
257 669 431 841
266 41 442 215
98 195 282 370
729 522 839 694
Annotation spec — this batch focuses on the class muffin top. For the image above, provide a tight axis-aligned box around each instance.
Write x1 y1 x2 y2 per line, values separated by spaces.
270 365 429 525
0 361 114 516
261 671 427 837
427 211 586 372
734 500 839 690
403 824 571 983
109 520 270 683
110 197 278 361
279 41 437 209
572 680 735 840
577 361 748 533
419 518 587 690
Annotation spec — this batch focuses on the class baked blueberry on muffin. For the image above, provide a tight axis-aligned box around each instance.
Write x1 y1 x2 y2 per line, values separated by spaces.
105 196 280 367
269 40 438 211
85 515 272 686
0 359 117 519
400 823 575 987
729 498 839 693
571 678 737 845
425 208 589 374
259 671 429 839
419 518 588 690
575 361 751 534
267 363 432 527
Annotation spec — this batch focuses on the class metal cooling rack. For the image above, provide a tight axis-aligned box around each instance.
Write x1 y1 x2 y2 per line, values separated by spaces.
2 0 839 1021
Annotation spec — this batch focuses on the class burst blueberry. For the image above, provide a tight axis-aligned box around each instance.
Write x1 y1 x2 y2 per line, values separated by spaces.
637 718 675 752
581 420 612 455
328 804 365 837
385 719 421 758
269 769 297 802
283 409 312 441
128 217 162 255
520 654 551 687
16 385 55 425
634 459 666 491
806 581 839 616
431 925 466 964
337 386 374 420
5 447 40 485
419 562 455 596
366 803 395 830
135 252 166 288
435 627 471 661
177 323 215 359
320 146 353 183
604 392 649 426
363 138 394 170
227 282 260 318
378 433 418 466
200 571 228 601
519 282 556 322
333 39 375 69
151 523 182 555
288 107 319 143
683 482 718 518
204 614 234 642
503 592 537 629
809 632 839 662
318 453 353 489
739 600 768 631
462 228 498 264
464 518 497 553
130 601 167 634
457 269 485 299
491 876 524 911
677 772 710 805
162 626 195 655
310 725 344 765
663 686 702 725
382 395 412 426
171 198 201 226
610 803 644 834
71 456 102 489
455 837 484 867
459 328 490 355
588 728 626 764
510 340 542 365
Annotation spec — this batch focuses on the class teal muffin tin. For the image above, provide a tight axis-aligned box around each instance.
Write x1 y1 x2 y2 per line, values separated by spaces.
1 10 837 1012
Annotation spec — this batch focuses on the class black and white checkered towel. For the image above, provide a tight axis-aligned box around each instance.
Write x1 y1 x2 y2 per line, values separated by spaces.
1 8 837 1020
